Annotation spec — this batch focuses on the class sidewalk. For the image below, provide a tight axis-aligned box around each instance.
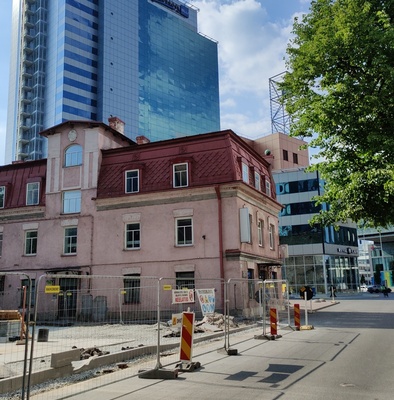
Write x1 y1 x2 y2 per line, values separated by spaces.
288 297 339 312
26 301 341 400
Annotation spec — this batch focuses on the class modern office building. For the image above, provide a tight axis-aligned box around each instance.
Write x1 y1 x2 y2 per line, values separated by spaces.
358 227 394 287
6 0 220 163
247 132 360 295
357 239 374 285
274 168 359 295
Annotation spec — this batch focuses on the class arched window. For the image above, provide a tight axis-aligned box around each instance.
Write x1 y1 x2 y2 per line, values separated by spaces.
65 144 83 167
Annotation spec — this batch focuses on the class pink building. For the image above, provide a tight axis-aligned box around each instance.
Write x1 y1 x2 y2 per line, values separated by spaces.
0 119 283 320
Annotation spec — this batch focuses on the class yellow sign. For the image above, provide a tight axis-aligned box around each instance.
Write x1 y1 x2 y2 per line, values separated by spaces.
45 285 60 294
163 285 172 291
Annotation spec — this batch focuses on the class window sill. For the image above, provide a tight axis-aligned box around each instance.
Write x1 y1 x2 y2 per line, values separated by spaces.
61 253 77 257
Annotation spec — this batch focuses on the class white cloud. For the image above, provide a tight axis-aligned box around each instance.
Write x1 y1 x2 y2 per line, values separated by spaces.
194 0 299 137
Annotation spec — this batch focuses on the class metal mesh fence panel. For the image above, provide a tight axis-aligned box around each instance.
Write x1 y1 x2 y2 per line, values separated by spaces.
225 279 290 338
0 273 33 400
0 275 268 399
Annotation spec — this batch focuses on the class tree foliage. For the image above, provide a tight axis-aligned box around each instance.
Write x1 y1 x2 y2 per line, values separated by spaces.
281 0 394 228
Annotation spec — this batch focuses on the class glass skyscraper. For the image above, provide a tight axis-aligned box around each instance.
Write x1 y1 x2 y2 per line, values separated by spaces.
6 0 220 163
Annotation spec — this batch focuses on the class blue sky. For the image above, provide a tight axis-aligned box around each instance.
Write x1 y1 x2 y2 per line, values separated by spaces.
0 0 310 165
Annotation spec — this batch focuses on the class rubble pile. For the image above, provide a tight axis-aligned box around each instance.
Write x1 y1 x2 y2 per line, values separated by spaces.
163 313 239 337
79 347 110 360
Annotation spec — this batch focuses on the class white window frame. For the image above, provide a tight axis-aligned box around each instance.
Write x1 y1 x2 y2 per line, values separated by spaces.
242 163 249 183
63 190 81 214
176 217 193 246
258 219 263 247
64 227 77 254
125 222 141 249
173 163 188 188
125 170 140 193
65 144 83 167
26 182 39 205
254 172 261 191
25 230 38 256
265 178 271 196
269 224 275 250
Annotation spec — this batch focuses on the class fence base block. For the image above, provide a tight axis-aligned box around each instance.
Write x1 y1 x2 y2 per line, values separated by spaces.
299 325 314 330
175 361 201 372
254 334 282 341
226 348 238 355
138 368 179 379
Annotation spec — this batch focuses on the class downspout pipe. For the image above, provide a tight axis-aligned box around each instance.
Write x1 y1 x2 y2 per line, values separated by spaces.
215 186 225 312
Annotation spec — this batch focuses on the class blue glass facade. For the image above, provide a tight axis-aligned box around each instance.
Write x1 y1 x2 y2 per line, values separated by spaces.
6 0 220 162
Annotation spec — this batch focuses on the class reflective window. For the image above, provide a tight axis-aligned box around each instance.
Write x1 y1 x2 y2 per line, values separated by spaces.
258 219 264 247
125 223 141 249
25 230 38 256
265 178 271 196
125 170 139 193
254 172 261 191
0 186 5 208
26 182 40 206
173 163 188 188
64 227 77 254
279 224 322 245
276 179 320 195
65 144 83 167
63 191 81 213
242 163 249 183
280 202 321 216
176 217 193 246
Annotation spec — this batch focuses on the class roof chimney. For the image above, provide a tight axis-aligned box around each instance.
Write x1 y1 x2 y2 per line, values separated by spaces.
108 116 125 135
136 135 150 145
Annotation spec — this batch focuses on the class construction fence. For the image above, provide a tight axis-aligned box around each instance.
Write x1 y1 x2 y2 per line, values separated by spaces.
0 273 290 400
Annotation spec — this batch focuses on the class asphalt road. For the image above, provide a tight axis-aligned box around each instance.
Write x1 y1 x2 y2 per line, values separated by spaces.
31 295 394 400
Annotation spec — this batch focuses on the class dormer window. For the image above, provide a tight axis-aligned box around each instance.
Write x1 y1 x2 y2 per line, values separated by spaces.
65 144 83 167
26 182 40 206
254 172 261 191
242 163 249 183
265 178 271 196
125 170 140 193
0 186 5 208
173 163 188 188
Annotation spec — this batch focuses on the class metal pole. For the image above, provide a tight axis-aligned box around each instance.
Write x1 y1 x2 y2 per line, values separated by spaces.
304 291 308 326
155 279 162 369
263 281 267 336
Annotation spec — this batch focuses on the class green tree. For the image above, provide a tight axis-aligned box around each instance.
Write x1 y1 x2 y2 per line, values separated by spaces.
281 0 394 228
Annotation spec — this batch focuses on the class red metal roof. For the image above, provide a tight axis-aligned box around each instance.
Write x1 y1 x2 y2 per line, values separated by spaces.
97 130 272 198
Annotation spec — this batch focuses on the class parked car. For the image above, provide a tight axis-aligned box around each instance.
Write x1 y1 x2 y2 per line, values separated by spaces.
367 285 381 293
367 285 392 294
360 285 368 292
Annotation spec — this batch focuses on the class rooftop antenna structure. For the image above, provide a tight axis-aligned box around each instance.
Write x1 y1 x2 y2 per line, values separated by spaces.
269 72 291 135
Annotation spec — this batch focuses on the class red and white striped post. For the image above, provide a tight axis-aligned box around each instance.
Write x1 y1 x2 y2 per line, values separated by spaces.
179 311 195 364
270 308 277 336
294 303 301 329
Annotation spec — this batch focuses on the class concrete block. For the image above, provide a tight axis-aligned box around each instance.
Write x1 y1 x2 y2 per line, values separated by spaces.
51 348 81 368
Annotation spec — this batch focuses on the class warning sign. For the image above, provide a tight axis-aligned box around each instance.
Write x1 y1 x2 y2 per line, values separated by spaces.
196 288 215 315
172 289 194 304
45 285 60 294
